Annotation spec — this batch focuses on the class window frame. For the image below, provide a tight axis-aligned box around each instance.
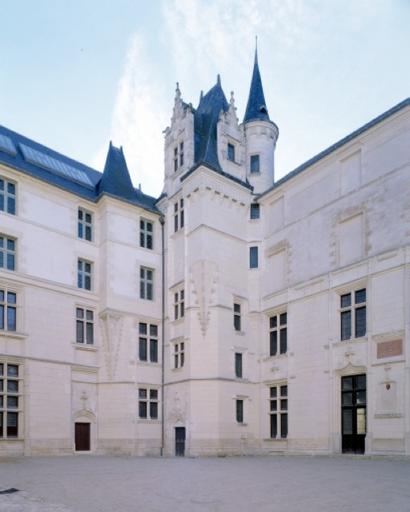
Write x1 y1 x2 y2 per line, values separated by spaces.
340 288 367 341
0 361 22 439
227 143 235 162
174 288 185 321
235 398 244 424
269 311 287 356
269 383 288 439
0 287 17 332
174 198 185 232
250 203 260 220
233 303 241 332
234 352 243 379
77 258 93 291
173 341 185 369
75 307 94 345
138 322 158 363
249 246 259 269
140 266 154 301
138 387 159 420
77 207 93 242
250 154 260 174
0 177 16 215
0 234 16 271
140 218 154 250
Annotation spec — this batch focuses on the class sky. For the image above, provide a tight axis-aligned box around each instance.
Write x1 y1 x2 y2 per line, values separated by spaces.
1 0 409 197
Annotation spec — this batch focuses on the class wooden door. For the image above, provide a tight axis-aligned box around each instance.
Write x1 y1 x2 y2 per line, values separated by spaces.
75 422 90 451
341 375 366 454
175 427 186 456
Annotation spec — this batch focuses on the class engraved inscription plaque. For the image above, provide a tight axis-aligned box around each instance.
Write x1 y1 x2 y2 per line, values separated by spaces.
377 339 402 359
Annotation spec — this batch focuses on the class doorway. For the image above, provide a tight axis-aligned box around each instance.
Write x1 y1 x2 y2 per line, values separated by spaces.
75 422 91 452
341 374 366 454
175 427 186 456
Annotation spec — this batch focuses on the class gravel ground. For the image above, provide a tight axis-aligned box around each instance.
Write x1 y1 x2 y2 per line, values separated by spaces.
1 455 410 512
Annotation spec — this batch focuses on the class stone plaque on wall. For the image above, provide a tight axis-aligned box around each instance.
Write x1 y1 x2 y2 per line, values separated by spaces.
377 339 402 359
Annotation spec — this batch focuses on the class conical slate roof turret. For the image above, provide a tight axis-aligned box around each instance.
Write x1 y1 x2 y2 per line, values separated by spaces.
98 142 136 201
243 46 270 124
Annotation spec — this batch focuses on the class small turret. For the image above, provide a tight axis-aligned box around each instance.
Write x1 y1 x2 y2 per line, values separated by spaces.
243 43 279 194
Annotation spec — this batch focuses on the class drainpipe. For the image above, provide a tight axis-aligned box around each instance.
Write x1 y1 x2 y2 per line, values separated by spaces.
159 215 165 456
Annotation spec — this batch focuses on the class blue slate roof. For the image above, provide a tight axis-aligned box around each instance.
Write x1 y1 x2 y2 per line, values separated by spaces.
257 97 410 200
0 125 158 213
243 49 270 123
194 75 229 171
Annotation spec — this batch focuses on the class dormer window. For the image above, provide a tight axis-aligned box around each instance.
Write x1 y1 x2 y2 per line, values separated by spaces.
250 154 260 174
174 142 184 172
227 143 235 162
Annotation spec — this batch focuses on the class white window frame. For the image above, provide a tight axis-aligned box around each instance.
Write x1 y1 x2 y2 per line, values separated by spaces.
140 218 154 250
0 177 16 215
76 307 94 345
0 287 17 332
174 288 185 320
0 360 22 439
78 207 93 242
138 387 159 420
269 383 288 439
0 234 16 271
269 311 287 356
140 266 154 300
340 288 367 341
173 341 185 369
78 258 93 291
138 322 159 363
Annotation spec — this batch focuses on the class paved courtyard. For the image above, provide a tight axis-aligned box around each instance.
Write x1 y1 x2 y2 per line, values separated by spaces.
1 455 410 512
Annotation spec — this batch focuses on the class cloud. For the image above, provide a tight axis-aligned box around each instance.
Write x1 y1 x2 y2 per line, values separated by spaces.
94 33 168 197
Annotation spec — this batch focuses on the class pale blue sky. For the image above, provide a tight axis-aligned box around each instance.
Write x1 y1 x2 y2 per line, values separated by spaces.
1 0 409 196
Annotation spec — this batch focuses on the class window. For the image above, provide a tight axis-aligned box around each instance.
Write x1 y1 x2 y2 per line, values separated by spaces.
0 178 16 215
269 312 287 356
78 208 93 241
174 147 178 172
139 323 158 363
250 203 260 220
0 362 21 438
76 308 94 345
227 143 235 162
174 342 185 369
138 388 158 419
340 288 366 341
140 219 153 250
236 399 244 423
0 235 15 271
174 198 184 232
270 384 288 438
233 303 241 331
179 142 184 167
140 267 154 300
249 246 258 269
174 289 185 320
78 259 92 290
0 289 16 332
235 352 243 378
250 154 260 173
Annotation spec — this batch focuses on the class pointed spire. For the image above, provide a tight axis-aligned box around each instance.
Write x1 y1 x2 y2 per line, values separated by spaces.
175 82 181 102
98 142 136 201
243 41 270 123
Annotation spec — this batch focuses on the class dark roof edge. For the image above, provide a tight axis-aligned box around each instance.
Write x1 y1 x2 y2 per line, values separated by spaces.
96 190 160 214
181 161 254 190
257 97 410 200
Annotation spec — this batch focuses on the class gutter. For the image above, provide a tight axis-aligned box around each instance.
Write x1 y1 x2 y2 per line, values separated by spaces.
159 214 166 456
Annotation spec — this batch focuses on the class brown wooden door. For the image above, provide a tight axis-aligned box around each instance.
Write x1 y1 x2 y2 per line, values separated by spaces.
75 423 90 451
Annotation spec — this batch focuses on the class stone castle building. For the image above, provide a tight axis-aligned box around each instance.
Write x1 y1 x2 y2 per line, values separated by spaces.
0 50 409 457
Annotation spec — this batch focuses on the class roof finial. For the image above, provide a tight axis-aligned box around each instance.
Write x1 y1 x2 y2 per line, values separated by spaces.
230 90 235 106
199 90 204 102
175 82 181 101
255 35 258 64
217 74 221 86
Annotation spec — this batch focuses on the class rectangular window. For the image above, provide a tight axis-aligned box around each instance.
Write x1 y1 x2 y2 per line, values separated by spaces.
138 323 158 363
235 352 243 379
174 147 178 172
227 143 235 162
140 267 154 300
0 362 21 438
249 246 258 269
340 288 366 340
179 142 184 167
236 399 243 423
76 308 94 344
140 219 153 250
78 259 92 290
0 289 17 332
269 312 287 356
138 388 158 420
233 303 241 331
250 154 260 173
0 235 16 271
0 178 16 215
174 289 185 320
250 203 260 220
174 342 185 369
270 384 288 438
174 199 185 232
78 208 93 242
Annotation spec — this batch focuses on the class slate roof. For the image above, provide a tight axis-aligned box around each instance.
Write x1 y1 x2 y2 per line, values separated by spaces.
0 125 158 213
257 97 410 200
243 49 270 124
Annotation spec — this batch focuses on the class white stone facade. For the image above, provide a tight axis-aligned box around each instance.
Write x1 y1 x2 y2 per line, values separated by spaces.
0 73 409 457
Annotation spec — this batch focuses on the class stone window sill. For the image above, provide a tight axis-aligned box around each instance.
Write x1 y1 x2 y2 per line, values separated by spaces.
332 336 368 347
72 343 97 352
0 331 27 340
137 361 161 368
137 419 161 425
